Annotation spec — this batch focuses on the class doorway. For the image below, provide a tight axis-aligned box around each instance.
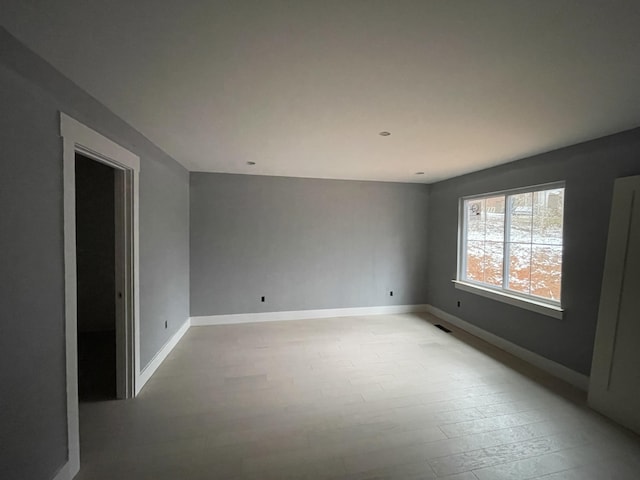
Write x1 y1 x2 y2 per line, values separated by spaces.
60 113 140 479
75 153 118 400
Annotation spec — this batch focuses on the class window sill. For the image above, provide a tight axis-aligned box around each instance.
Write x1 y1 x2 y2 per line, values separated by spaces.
452 280 564 320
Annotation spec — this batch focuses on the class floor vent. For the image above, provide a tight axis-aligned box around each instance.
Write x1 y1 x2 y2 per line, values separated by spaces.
434 324 452 333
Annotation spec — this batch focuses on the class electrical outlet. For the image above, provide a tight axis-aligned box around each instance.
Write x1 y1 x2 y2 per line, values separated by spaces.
390 291 394 296
457 301 461 307
261 296 265 302
164 320 168 329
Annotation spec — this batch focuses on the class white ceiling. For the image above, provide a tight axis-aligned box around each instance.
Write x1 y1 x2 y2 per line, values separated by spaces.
3 1 640 183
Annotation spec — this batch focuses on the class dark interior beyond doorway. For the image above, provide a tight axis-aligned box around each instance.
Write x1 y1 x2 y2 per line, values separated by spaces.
75 153 117 401
77 331 116 400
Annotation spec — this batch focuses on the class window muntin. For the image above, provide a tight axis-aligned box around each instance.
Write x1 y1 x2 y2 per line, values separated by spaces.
460 185 564 304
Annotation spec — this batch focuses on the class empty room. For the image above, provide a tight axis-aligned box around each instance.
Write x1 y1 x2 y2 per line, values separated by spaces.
2 1 640 479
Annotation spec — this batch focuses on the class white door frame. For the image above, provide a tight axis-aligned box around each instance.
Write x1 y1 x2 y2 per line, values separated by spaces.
59 113 140 479
589 175 640 434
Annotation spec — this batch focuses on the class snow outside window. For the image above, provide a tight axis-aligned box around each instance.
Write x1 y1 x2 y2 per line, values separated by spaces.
459 184 565 305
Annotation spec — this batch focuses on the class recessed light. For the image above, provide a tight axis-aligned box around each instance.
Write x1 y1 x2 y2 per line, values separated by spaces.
415 172 425 175
379 131 391 136
247 161 256 165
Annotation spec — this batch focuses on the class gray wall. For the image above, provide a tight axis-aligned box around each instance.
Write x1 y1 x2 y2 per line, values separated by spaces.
76 154 116 333
0 29 189 480
0 60 67 480
139 151 190 364
427 128 640 376
190 173 430 316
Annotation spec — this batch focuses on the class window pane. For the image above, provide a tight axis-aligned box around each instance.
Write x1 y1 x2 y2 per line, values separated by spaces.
532 189 564 245
484 196 505 242
466 199 485 241
484 241 503 286
508 192 533 243
531 245 562 301
465 240 484 281
508 243 531 294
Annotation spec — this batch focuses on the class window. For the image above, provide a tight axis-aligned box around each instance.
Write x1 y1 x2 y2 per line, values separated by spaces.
458 184 565 308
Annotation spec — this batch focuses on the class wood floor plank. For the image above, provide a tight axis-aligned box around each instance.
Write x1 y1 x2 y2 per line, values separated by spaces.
75 313 640 479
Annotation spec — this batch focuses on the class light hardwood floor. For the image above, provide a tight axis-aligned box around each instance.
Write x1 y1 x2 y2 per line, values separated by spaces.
76 313 640 479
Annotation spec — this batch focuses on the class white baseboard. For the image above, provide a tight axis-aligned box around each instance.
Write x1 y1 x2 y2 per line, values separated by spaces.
136 318 191 394
425 305 590 391
190 304 429 326
52 462 71 480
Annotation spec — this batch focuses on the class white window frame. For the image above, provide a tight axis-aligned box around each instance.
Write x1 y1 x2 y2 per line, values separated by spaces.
454 182 565 319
